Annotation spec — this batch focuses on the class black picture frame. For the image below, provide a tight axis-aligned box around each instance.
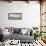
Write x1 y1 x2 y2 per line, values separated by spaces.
8 13 22 20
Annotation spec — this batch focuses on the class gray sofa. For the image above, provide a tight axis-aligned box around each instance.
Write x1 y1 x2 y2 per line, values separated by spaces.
3 27 34 43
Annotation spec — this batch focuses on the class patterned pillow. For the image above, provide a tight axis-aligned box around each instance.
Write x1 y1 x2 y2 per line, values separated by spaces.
14 28 21 33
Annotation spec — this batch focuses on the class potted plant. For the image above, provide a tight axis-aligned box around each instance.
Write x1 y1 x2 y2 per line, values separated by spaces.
32 27 43 40
32 27 39 40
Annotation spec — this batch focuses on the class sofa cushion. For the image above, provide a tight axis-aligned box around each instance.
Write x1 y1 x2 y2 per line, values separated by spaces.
9 33 34 43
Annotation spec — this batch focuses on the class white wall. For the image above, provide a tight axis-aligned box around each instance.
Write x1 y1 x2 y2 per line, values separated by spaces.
0 1 40 28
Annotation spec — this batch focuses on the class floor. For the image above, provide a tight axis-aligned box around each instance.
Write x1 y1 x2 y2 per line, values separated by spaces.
0 40 46 46
20 40 46 46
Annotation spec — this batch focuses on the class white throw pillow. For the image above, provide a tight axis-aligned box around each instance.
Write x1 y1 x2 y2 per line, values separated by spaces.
21 28 27 35
25 28 31 35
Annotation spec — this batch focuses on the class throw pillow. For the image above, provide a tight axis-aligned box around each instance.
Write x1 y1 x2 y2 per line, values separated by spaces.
21 28 27 35
14 28 21 33
8 27 14 34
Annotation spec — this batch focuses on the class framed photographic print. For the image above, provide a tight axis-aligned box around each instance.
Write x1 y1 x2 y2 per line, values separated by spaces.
8 13 22 20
